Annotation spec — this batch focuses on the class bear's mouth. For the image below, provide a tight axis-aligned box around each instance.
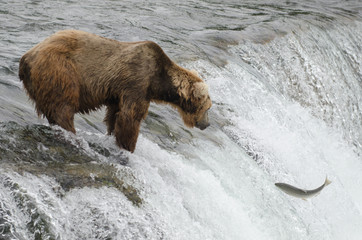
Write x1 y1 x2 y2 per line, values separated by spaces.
195 110 210 130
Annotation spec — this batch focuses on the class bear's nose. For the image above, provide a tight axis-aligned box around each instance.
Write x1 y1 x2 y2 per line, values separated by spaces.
196 121 210 130
195 110 210 130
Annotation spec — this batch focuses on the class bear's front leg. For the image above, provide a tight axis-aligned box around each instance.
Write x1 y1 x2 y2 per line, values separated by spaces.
114 101 149 153
104 103 119 135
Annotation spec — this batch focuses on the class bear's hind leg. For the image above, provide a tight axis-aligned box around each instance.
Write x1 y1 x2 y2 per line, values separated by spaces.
46 116 56 125
50 105 76 133
25 51 80 134
104 104 119 135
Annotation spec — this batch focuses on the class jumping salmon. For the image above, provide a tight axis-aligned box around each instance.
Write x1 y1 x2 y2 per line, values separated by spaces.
275 177 331 200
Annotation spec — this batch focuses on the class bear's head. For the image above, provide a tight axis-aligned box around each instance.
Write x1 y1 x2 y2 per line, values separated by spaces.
169 67 212 130
192 81 212 130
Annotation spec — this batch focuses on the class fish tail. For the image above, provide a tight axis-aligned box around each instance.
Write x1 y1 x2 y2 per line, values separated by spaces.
325 176 332 186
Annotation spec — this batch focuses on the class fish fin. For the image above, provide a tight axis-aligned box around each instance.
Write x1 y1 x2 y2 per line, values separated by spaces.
324 176 332 186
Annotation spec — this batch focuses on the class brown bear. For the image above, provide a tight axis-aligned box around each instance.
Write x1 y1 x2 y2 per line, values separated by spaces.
19 30 211 153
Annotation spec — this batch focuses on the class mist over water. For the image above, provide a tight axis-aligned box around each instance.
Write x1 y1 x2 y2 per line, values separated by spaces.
1 0 361 239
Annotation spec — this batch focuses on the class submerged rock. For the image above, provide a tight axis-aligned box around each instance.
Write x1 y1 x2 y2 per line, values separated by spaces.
0 121 142 206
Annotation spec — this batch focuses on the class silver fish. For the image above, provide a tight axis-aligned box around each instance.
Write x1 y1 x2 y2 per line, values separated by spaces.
275 177 331 200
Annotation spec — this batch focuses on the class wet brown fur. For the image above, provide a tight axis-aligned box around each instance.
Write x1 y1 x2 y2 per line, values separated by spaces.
19 30 212 152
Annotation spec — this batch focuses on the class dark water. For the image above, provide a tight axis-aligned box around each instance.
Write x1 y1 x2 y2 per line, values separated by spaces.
1 0 362 239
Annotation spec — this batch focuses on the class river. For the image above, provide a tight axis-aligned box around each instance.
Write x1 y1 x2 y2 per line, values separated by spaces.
0 0 361 239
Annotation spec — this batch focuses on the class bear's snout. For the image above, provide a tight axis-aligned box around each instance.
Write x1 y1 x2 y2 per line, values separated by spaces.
196 110 210 130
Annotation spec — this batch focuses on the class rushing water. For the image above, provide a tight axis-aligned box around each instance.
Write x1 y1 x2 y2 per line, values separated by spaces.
1 0 362 239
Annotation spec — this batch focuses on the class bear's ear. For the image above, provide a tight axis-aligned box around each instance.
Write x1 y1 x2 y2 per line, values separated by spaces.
190 69 199 77
193 82 209 99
